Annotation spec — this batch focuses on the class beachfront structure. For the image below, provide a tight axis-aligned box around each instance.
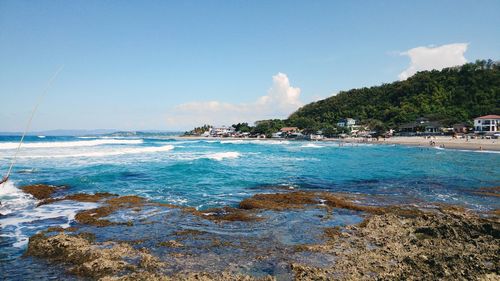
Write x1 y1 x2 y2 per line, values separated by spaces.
280 127 299 133
277 127 300 138
452 123 469 134
398 118 443 134
337 118 356 128
423 121 442 133
210 126 235 137
474 115 500 133
308 133 324 140
271 132 284 138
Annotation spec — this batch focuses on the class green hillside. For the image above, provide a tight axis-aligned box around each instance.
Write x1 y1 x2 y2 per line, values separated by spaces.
288 60 500 130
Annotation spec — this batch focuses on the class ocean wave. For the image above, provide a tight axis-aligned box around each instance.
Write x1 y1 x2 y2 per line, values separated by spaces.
220 140 290 145
0 181 34 216
220 140 245 144
204 151 241 161
0 182 97 247
17 145 175 158
0 139 144 150
301 143 324 148
433 146 500 154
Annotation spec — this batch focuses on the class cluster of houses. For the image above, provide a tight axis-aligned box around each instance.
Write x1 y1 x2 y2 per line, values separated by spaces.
197 114 500 139
198 125 323 140
398 115 500 136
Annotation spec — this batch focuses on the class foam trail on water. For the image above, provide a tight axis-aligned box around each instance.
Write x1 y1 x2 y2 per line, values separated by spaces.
204 151 240 161
0 139 143 150
17 145 175 159
220 140 290 145
0 181 34 216
301 143 324 148
0 181 98 248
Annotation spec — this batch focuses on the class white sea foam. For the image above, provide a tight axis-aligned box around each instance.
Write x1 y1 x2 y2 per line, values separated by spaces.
0 139 143 150
301 143 324 148
16 145 175 159
432 146 500 154
0 182 98 247
220 140 290 145
0 181 34 216
205 151 241 161
220 140 245 144
37 135 46 138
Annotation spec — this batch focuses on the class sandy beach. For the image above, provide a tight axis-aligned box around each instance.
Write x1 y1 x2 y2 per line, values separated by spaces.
364 136 500 152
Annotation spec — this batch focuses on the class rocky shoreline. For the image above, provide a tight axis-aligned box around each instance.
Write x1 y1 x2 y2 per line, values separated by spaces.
20 185 500 280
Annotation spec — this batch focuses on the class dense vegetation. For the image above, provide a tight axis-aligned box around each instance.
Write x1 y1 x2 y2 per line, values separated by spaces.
185 125 212 136
288 60 499 130
186 60 499 137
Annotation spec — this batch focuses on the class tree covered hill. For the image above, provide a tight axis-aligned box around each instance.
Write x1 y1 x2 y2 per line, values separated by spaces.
288 60 500 129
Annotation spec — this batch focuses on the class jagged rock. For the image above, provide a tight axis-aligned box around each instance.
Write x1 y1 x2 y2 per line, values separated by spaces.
26 233 164 279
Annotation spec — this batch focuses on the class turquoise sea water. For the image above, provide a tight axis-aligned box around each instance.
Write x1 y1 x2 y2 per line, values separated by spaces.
0 136 499 278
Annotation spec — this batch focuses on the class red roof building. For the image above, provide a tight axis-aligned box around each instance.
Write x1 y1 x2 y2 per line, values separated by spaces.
475 115 500 119
474 115 500 133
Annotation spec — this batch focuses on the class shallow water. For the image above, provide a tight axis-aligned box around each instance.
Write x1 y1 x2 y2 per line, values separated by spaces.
0 136 499 279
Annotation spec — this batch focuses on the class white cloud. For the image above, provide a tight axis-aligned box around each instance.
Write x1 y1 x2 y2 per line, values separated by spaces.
398 43 468 80
166 73 303 129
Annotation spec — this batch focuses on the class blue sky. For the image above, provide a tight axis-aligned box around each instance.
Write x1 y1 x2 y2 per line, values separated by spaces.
1 0 499 131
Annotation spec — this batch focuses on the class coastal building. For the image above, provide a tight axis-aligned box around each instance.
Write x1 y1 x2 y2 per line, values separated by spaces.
308 133 324 140
337 118 356 128
452 123 469 134
398 117 443 135
423 121 442 133
287 132 305 139
280 127 299 134
279 127 300 138
210 126 235 137
271 132 284 138
474 115 500 133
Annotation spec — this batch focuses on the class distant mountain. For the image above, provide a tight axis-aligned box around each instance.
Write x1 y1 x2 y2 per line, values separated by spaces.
99 131 182 137
0 129 183 137
288 60 500 128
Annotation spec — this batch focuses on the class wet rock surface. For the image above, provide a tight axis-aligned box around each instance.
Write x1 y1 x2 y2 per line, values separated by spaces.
27 232 165 279
471 186 500 198
293 210 500 280
21 184 63 200
21 187 500 280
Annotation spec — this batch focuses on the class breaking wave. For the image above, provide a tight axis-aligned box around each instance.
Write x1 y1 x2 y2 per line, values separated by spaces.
17 145 175 158
0 139 144 150
204 151 241 161
220 140 290 145
301 143 324 148
0 181 97 248
0 181 34 217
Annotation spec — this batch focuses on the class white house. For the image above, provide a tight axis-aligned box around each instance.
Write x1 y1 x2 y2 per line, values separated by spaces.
474 115 500 133
308 133 324 140
210 126 235 137
337 118 356 128
271 132 284 138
